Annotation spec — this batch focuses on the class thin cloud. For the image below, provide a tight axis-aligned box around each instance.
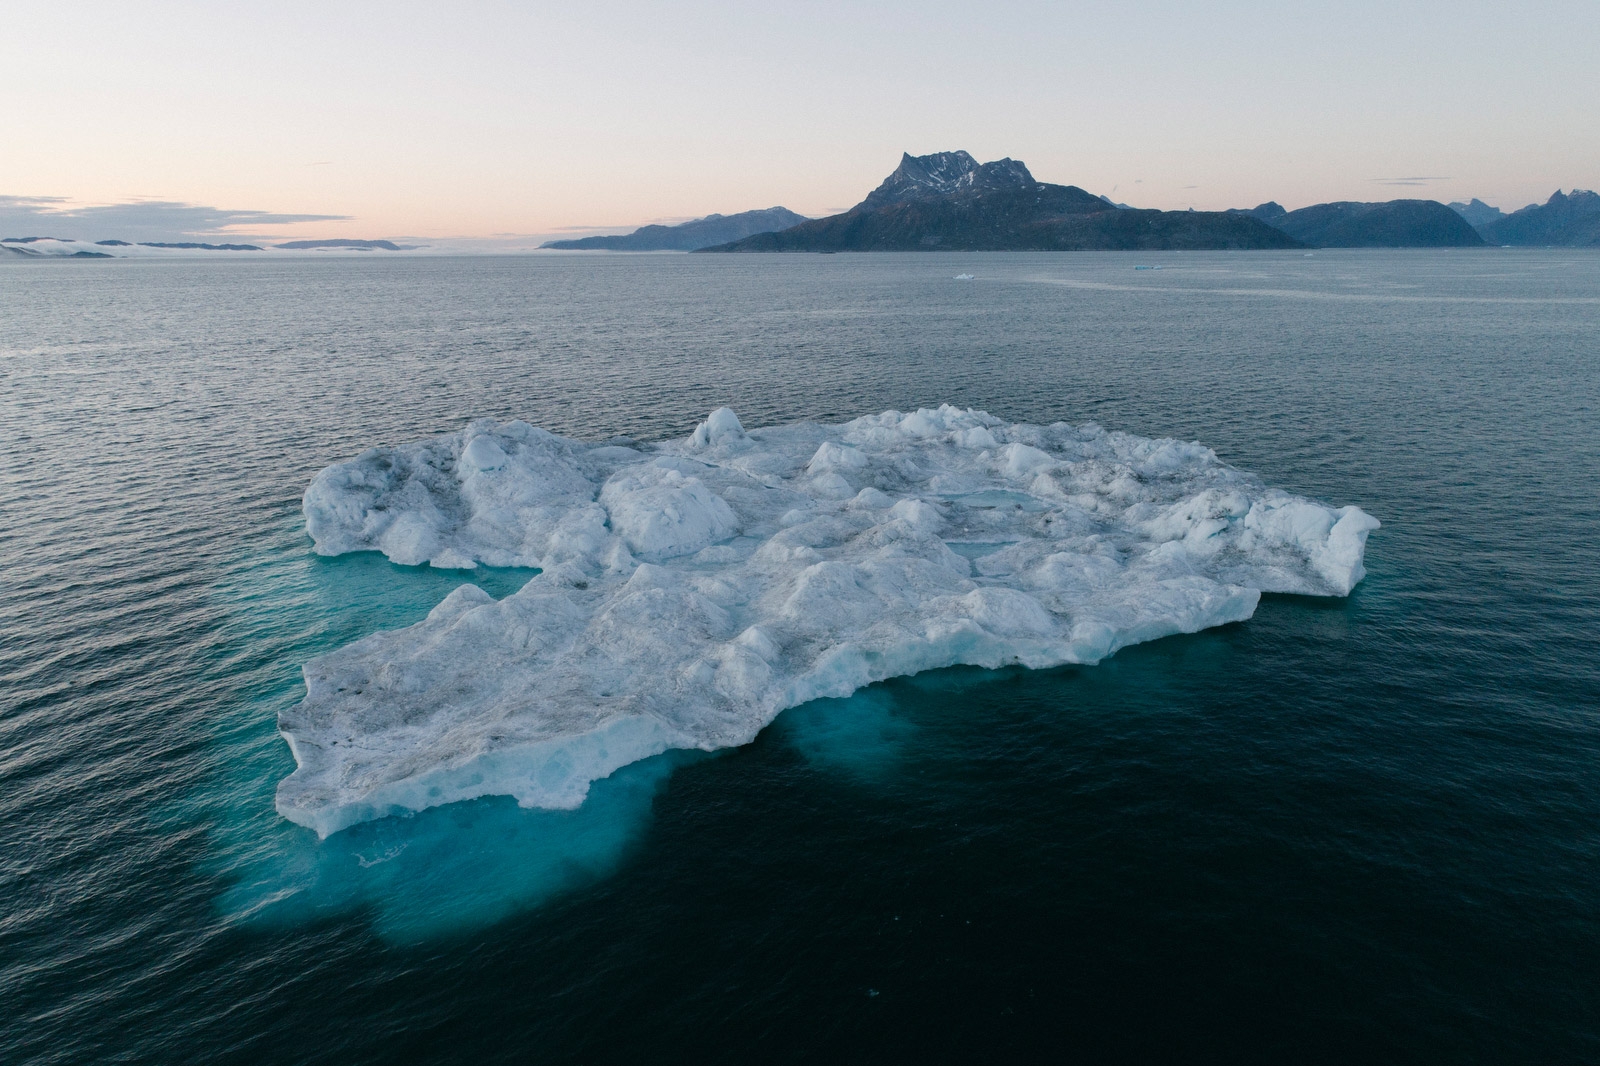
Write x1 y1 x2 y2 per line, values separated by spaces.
545 215 701 234
542 223 641 234
1368 176 1451 186
0 195 349 242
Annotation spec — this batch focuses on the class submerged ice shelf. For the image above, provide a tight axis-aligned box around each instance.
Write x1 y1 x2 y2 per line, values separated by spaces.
279 406 1378 837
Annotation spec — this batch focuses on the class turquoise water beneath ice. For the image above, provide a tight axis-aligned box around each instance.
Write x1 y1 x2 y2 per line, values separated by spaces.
2 250 1598 1062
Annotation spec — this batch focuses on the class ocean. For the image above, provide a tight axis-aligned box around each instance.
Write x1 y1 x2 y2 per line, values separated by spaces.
2 250 1597 1063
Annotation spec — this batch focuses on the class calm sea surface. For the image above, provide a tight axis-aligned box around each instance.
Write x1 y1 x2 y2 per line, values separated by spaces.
2 250 1598 1063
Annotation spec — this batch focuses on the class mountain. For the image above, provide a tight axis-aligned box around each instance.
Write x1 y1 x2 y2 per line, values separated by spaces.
275 239 403 251
700 151 1298 253
1227 202 1287 223
1266 200 1484 248
856 151 1036 208
541 207 809 251
1449 199 1505 228
1479 190 1600 247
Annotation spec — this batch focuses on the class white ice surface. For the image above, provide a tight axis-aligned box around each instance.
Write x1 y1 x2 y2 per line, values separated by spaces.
280 406 1378 836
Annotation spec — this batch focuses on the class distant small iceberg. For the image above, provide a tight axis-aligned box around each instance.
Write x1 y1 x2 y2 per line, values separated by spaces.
953 273 975 280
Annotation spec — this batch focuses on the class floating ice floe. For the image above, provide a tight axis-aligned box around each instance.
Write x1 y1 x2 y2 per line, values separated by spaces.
953 273 975 280
279 405 1378 836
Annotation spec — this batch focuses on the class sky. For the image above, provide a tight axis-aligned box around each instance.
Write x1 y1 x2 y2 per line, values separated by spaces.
3 0 1597 245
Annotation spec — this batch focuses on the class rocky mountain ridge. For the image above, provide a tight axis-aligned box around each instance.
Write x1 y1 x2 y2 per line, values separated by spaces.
1478 190 1600 247
701 152 1296 253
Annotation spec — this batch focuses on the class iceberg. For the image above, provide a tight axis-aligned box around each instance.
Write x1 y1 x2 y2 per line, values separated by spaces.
280 406 1377 837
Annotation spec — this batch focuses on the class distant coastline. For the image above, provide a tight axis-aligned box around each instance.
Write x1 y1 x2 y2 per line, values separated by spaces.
275 239 405 251
4 173 1596 258
542 208 809 252
1 236 413 258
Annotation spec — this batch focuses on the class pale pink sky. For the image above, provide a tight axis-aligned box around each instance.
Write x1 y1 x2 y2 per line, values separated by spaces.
4 0 1597 244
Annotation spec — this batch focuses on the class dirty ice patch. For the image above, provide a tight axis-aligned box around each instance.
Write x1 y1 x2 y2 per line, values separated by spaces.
279 406 1377 837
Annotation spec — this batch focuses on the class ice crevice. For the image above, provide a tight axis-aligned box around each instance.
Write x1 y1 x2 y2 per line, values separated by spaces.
280 406 1378 836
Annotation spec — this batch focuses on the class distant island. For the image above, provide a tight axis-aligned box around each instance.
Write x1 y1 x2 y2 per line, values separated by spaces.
1449 199 1505 228
701 152 1296 252
275 239 404 251
2 236 394 257
133 241 262 251
1477 190 1600 247
2 243 110 258
4 184 1595 260
2 237 111 258
3 236 267 257
542 208 810 251
1229 190 1599 248
1229 200 1483 247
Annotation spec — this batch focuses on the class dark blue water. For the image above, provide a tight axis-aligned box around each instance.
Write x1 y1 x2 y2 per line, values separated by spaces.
3 251 1598 1063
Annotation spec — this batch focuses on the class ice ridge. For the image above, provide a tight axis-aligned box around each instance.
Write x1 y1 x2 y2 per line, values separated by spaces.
280 406 1378 836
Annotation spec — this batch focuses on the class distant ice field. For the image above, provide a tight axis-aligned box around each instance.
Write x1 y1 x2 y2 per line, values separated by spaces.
284 403 1374 836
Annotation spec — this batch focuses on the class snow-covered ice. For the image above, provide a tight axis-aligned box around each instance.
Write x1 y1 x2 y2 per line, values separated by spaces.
280 406 1378 836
